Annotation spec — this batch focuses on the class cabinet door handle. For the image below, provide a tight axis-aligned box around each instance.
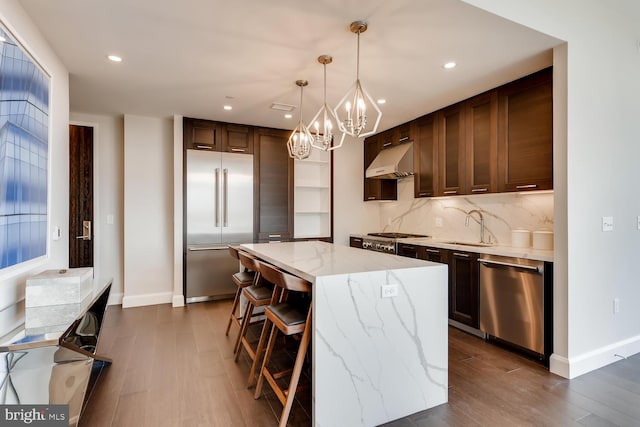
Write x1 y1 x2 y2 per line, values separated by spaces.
383 142 392 147
398 136 409 142
426 248 440 254
444 190 457 195
453 252 470 258
230 148 246 152
418 192 431 197
367 196 376 200
352 238 362 242
516 184 538 189
196 144 214 150
471 188 488 193
268 234 281 238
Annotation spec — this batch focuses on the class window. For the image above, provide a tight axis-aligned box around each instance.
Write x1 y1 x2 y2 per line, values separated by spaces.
0 26 49 269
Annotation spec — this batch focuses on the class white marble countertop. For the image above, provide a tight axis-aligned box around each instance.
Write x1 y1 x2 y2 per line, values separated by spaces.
351 234 554 262
240 241 441 283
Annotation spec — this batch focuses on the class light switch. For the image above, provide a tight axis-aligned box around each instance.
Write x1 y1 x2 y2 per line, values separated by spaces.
435 217 443 228
52 226 61 241
107 214 114 225
602 216 614 232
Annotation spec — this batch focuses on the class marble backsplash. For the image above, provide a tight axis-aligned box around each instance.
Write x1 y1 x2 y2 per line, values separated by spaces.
378 178 554 246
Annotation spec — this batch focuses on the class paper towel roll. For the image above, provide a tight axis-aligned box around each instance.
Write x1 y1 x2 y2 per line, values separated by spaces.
511 229 531 248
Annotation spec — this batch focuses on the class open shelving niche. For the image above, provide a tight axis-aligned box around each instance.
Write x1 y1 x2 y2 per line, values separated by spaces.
294 148 331 239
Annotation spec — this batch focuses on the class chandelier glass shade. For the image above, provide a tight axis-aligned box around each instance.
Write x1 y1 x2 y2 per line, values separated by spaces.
287 80 313 160
333 21 382 139
310 55 343 151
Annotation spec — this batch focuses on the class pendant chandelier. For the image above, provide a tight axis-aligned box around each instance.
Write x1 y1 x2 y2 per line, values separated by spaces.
287 80 313 160
310 55 342 151
333 21 382 139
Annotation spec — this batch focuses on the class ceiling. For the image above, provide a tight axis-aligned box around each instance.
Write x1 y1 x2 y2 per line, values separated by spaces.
18 0 562 132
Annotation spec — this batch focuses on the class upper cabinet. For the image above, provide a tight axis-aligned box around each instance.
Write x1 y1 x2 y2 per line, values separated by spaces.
413 114 438 198
466 91 498 194
184 118 254 154
497 68 553 192
438 103 466 196
364 135 397 201
184 118 222 151
223 124 254 154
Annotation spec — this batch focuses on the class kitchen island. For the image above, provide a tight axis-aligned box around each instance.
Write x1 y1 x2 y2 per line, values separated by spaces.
240 241 448 426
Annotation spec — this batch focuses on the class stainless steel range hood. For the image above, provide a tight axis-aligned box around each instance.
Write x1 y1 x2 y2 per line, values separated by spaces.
365 142 414 179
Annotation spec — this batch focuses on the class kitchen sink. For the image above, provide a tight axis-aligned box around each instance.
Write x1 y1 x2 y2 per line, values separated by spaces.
439 241 494 247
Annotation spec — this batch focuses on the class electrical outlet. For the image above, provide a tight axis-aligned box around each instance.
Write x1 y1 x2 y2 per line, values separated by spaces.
613 298 620 314
602 216 614 232
381 284 399 298
435 217 443 228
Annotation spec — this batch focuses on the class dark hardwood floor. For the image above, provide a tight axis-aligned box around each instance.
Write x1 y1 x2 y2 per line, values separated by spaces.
81 301 640 427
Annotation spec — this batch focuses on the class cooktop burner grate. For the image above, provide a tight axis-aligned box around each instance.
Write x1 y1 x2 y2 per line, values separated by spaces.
367 232 429 239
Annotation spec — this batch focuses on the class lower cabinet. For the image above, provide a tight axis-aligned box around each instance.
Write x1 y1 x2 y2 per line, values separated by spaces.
397 243 478 329
449 250 479 328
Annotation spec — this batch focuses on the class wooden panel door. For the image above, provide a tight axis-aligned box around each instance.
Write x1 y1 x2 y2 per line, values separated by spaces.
466 91 497 194
183 117 222 151
498 67 553 192
449 250 479 328
363 135 397 201
69 125 93 268
223 123 253 154
438 103 466 196
254 128 293 241
413 114 438 198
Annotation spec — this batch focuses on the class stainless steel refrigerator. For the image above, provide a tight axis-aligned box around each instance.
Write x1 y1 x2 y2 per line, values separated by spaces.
185 149 253 302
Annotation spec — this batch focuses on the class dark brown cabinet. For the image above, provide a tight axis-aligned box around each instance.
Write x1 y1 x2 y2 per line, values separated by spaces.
422 246 448 264
413 114 438 198
466 91 497 194
223 123 253 154
449 250 479 328
349 236 363 249
184 118 222 151
363 135 397 201
438 103 466 196
397 243 420 258
498 67 553 192
254 128 293 242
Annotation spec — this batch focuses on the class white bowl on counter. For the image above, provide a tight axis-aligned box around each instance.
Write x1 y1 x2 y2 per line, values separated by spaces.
532 230 554 250
511 229 531 248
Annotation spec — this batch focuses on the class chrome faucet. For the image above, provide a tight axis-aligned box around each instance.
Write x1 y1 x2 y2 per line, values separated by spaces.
465 209 486 243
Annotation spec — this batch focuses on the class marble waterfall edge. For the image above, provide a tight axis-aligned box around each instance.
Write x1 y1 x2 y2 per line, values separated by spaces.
313 265 448 426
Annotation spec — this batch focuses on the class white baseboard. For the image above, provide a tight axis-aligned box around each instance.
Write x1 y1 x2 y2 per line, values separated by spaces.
550 334 640 379
122 291 173 308
172 294 185 307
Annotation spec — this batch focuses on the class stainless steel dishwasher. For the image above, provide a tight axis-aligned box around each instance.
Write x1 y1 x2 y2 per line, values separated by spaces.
478 254 549 358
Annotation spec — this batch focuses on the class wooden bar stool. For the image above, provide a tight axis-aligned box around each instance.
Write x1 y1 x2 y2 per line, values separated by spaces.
233 252 274 364
225 246 256 336
252 260 312 427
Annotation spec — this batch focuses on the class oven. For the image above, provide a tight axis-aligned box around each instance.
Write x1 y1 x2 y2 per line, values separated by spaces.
350 233 429 255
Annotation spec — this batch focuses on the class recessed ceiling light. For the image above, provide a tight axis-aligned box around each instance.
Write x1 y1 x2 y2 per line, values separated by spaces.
443 62 456 69
377 99 386 105
223 105 232 110
284 114 293 119
107 55 122 63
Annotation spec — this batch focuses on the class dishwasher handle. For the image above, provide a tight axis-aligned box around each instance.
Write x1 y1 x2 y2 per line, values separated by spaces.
478 258 539 272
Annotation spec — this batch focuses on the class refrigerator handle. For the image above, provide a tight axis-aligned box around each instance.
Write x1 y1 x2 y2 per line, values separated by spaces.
215 168 220 227
223 168 229 227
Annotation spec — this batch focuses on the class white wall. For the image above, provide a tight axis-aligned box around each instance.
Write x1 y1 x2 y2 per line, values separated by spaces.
463 0 640 377
69 113 124 305
122 115 174 307
332 136 380 246
0 0 69 337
